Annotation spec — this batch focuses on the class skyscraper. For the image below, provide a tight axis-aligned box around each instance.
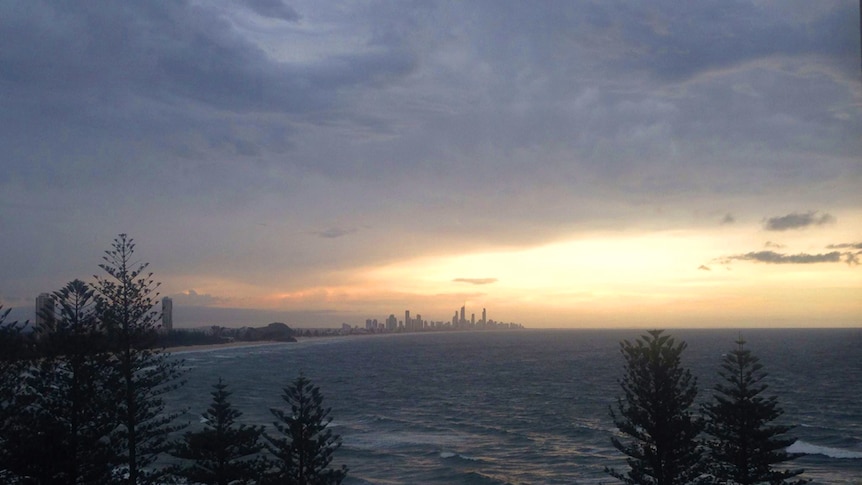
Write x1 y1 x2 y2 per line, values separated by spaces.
35 292 54 330
161 296 173 332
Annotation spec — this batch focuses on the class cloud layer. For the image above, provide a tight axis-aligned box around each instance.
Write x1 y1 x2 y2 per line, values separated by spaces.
723 251 842 264
453 278 498 286
763 211 836 231
0 1 859 326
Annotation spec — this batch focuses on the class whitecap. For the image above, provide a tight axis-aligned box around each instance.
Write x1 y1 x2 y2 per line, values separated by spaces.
788 440 862 459
440 451 480 462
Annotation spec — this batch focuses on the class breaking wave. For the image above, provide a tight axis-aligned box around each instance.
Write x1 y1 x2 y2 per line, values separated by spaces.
788 441 862 459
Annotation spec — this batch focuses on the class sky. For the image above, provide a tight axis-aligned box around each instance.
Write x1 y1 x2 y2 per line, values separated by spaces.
1 0 860 329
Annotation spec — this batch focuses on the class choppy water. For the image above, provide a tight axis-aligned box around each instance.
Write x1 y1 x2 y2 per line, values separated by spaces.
167 329 862 484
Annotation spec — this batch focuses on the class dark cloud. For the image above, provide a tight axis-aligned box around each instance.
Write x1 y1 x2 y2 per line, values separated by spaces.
697 265 711 271
242 0 299 22
0 1 856 195
615 1 858 81
720 214 735 225
763 211 835 231
453 278 498 285
0 1 415 182
315 228 357 239
764 241 785 249
723 250 842 264
827 242 862 250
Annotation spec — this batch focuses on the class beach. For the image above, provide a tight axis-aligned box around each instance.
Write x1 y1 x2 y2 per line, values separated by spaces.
165 340 293 354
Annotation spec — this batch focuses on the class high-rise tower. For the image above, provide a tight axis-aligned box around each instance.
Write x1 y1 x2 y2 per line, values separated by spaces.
162 296 173 332
35 292 55 330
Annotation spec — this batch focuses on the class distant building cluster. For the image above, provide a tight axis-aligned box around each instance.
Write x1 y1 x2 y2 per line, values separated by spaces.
360 305 523 334
32 293 523 336
33 293 176 333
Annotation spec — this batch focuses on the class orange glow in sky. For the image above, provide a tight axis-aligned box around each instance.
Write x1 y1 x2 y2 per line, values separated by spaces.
177 213 861 328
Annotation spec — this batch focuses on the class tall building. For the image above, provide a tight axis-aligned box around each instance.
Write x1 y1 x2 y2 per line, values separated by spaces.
405 310 411 331
161 297 173 332
35 292 55 330
482 308 487 325
460 305 466 325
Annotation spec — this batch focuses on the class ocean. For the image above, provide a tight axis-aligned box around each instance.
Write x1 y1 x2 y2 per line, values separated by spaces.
169 329 862 484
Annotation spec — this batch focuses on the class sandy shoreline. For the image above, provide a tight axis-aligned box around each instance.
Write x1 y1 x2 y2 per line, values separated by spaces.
163 340 294 354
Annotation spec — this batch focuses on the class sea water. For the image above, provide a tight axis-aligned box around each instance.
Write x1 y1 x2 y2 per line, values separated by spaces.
168 329 862 484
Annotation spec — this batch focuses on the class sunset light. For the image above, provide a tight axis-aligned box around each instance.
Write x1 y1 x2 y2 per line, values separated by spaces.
1 3 860 483
0 1 858 329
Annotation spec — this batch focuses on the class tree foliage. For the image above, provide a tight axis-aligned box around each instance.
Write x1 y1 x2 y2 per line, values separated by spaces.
264 375 347 485
703 338 807 485
94 234 185 483
608 330 704 485
26 280 119 483
170 378 265 485
0 306 27 483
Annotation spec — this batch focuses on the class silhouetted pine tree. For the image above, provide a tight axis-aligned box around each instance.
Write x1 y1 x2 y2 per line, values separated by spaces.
0 304 23 408
607 330 705 485
170 378 265 484
95 234 185 484
0 305 28 483
264 375 347 485
4 280 120 483
0 306 27 401
703 338 808 484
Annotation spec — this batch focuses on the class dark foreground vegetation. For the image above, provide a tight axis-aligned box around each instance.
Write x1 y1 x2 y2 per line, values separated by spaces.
157 322 297 349
607 330 808 485
1 234 807 484
0 235 345 484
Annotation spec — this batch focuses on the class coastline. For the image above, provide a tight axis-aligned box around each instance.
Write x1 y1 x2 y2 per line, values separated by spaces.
163 340 293 354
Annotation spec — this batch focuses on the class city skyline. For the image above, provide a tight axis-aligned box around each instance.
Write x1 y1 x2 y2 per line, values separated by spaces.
361 305 519 333
1 2 860 328
22 294 518 332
